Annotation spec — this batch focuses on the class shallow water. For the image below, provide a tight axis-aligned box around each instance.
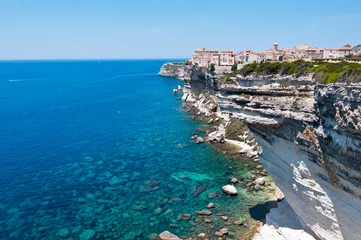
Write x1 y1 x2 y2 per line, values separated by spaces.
0 60 268 239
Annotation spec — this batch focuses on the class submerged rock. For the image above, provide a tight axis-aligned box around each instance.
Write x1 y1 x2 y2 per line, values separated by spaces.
196 137 204 143
180 214 191 220
79 229 95 240
230 177 239 183
195 210 212 215
222 185 238 195
158 231 181 240
56 228 70 238
207 202 214 209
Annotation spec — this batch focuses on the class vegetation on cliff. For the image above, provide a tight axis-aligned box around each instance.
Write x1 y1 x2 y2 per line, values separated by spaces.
239 60 361 84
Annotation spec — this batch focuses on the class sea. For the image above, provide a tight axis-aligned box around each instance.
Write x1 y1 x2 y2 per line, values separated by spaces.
0 60 269 239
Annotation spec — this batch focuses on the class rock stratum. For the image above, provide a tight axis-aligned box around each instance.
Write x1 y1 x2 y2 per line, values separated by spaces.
159 62 361 240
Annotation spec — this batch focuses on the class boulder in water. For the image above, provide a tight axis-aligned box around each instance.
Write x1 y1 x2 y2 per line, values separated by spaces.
222 185 238 195
158 231 181 240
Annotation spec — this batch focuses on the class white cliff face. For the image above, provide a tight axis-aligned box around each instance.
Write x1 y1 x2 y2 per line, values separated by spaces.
217 80 361 240
174 64 361 240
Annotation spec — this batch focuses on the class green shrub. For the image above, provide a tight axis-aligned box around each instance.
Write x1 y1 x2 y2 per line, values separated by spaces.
210 63 215 72
231 64 238 72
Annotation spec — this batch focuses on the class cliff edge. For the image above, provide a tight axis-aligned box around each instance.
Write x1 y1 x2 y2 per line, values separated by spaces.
166 62 361 240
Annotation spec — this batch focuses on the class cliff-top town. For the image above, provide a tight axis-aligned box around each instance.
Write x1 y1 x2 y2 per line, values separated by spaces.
190 42 357 68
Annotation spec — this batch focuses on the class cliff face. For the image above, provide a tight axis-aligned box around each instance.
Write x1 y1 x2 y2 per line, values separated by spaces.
158 62 192 80
182 66 361 240
353 45 361 55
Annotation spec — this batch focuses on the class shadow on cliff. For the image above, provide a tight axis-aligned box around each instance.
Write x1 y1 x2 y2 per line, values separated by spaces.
249 200 279 223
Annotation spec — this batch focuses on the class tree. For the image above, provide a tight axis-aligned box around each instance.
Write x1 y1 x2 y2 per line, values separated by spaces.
210 63 215 72
231 64 237 72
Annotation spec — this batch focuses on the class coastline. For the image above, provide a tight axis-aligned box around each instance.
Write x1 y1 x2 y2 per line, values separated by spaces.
169 82 285 239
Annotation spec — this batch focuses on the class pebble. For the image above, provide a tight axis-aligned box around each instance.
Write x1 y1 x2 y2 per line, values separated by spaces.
195 210 212 215
153 207 162 215
215 231 223 237
198 233 206 238
230 177 239 183
234 220 243 225
207 202 214 208
204 218 212 223
220 228 229 234
221 216 228 221
255 184 261 190
256 165 263 169
180 214 191 220
250 174 256 179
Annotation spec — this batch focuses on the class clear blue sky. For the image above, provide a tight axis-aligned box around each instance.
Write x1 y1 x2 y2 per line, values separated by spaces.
1 0 360 59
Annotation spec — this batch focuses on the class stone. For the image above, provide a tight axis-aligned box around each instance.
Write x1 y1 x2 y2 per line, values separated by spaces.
215 231 223 237
208 192 219 199
208 119 213 124
79 229 95 240
198 233 206 238
56 228 70 238
253 177 265 186
195 210 212 215
154 207 162 215
234 220 243 225
230 177 239 183
250 174 256 179
196 137 204 144
204 218 212 223
158 231 181 240
254 184 261 190
220 228 228 234
256 165 263 169
221 216 228 221
190 135 198 140
214 117 219 122
207 202 214 209
222 185 238 195
180 214 191 220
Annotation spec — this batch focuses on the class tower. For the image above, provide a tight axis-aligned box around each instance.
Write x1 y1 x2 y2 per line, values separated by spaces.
274 42 279 51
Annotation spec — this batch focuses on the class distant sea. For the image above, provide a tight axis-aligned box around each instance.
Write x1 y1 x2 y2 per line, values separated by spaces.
0 60 267 239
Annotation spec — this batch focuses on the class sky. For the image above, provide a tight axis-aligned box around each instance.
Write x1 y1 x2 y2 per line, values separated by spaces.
1 0 361 59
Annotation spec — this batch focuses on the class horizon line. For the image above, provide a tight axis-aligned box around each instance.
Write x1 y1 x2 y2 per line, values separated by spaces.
0 58 189 61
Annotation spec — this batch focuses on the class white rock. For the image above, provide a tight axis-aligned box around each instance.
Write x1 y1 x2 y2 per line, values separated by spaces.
253 177 265 186
222 185 238 195
158 231 181 240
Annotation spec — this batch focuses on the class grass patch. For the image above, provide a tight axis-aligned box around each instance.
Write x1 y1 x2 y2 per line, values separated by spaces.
225 118 247 141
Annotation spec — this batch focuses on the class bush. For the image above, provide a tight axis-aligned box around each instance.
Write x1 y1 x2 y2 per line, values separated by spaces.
231 64 238 72
210 63 215 72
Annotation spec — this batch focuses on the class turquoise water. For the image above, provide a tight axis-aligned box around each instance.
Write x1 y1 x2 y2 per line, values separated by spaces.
0 60 267 239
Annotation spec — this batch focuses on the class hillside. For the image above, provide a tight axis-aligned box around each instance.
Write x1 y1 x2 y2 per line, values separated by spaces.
238 60 361 84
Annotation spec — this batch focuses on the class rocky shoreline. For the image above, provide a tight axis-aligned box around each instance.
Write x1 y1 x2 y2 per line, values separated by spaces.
159 61 361 240
155 75 288 239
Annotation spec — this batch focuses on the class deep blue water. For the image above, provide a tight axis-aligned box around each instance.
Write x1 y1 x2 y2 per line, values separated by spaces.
0 60 267 239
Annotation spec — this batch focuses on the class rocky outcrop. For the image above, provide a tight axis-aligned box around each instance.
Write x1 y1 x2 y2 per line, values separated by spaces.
353 44 361 55
176 64 361 239
158 62 192 80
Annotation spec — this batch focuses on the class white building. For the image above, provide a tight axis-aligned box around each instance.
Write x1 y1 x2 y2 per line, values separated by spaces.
323 44 353 59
